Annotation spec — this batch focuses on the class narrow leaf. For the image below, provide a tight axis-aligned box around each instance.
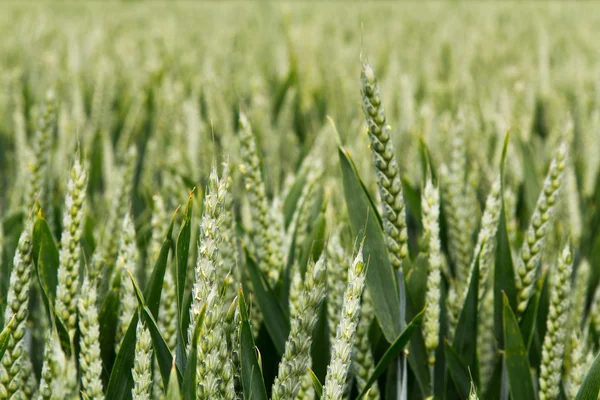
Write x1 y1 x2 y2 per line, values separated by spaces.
145 208 176 318
125 269 177 387
406 254 428 313
401 177 422 231
502 293 535 400
494 191 517 346
105 312 138 400
310 301 330 382
405 292 432 397
356 306 425 400
574 351 600 400
32 215 59 306
99 276 121 378
283 170 307 229
309 368 323 399
165 361 181 400
518 138 541 222
105 211 176 400
444 341 471 399
175 190 195 381
0 316 15 361
176 191 194 318
239 289 268 400
453 244 483 386
339 146 402 343
32 220 72 359
519 269 547 350
182 303 206 400
244 250 289 355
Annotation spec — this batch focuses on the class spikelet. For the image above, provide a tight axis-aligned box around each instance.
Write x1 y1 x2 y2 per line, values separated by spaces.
115 213 139 348
25 91 56 217
89 253 105 284
37 332 57 400
224 298 242 398
0 224 3 287
89 63 106 135
218 162 238 306
326 232 349 349
440 121 473 289
564 165 582 245
360 61 408 271
478 289 496 388
294 185 323 258
583 110 600 197
447 285 460 340
9 96 29 212
516 141 567 313
352 291 381 400
322 247 367 400
289 263 314 400
22 357 38 399
565 331 592 400
55 159 88 337
196 287 235 400
188 163 228 348
469 381 479 400
131 318 153 400
101 146 137 269
421 178 442 365
570 260 590 331
272 254 327 400
150 194 168 262
590 285 600 335
504 187 519 247
36 327 77 399
289 264 304 330
238 112 284 284
465 167 482 237
285 163 321 257
0 228 33 399
194 176 236 400
466 177 501 303
78 274 105 400
538 244 573 400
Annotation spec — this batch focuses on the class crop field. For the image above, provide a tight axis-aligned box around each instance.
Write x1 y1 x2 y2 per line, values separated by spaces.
1 2 600 400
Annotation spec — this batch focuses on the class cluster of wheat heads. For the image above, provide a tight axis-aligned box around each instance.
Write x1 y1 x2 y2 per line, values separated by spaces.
2 3 600 400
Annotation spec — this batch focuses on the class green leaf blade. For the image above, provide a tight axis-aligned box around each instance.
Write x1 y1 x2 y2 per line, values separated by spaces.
452 244 482 387
339 146 402 343
244 250 289 355
575 351 600 400
239 289 268 400
502 293 535 400
443 341 471 399
356 306 425 400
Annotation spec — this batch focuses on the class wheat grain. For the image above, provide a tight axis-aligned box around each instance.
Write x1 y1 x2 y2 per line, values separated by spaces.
272 254 327 400
322 246 366 400
0 227 33 399
360 61 408 271
516 141 567 314
55 159 88 337
539 244 573 400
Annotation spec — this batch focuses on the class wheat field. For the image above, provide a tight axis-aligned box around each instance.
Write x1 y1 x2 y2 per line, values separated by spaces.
0 3 599 400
